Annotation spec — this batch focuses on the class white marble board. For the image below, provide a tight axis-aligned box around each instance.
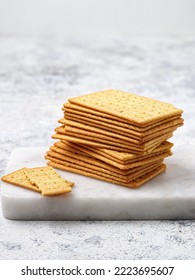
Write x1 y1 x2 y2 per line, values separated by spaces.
1 145 195 220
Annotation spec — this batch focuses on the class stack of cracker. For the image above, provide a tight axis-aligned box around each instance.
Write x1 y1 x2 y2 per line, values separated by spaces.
46 90 183 188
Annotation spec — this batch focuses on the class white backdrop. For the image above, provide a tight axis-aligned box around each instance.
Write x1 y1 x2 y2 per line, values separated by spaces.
0 0 194 38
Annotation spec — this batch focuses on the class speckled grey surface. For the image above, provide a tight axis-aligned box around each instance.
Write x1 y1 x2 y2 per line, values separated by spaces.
0 37 195 259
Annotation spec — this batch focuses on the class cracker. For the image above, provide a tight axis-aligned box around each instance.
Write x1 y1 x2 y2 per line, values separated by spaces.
57 140 173 162
48 147 128 175
48 161 166 188
68 90 183 126
54 139 172 159
88 141 173 162
50 141 172 170
46 148 164 176
46 152 163 183
53 134 144 154
64 102 182 130
61 121 141 143
54 129 173 150
62 115 183 139
60 135 135 153
77 142 173 164
52 144 91 157
2 166 74 196
62 136 171 155
61 131 143 149
24 166 74 186
24 166 74 196
57 125 140 145
1 168 41 193
57 141 172 169
55 126 173 149
76 142 173 163
60 119 181 143
63 109 183 136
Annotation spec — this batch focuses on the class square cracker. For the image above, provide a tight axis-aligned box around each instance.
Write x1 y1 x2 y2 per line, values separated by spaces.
53 130 173 152
57 134 172 155
53 133 144 153
89 141 173 162
48 161 166 188
58 140 173 162
57 125 141 144
55 141 172 169
46 148 164 176
59 120 181 144
64 102 182 131
1 166 74 196
24 166 74 196
46 153 163 183
68 90 183 126
1 168 41 193
61 114 183 139
63 104 183 134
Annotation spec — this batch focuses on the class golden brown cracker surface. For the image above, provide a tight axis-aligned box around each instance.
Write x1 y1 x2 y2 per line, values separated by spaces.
1 166 74 196
56 140 173 162
68 90 182 126
58 125 141 145
46 147 164 175
59 119 181 144
53 134 145 154
63 109 183 136
24 166 74 196
64 101 182 129
55 130 173 152
58 141 172 168
1 168 41 193
46 152 163 183
48 160 166 188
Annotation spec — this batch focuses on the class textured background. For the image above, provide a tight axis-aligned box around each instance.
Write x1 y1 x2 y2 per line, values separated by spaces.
0 0 195 38
0 37 195 259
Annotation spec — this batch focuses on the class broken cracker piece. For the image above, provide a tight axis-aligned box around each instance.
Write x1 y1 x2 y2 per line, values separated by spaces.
1 168 41 193
1 166 74 196
24 166 74 196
